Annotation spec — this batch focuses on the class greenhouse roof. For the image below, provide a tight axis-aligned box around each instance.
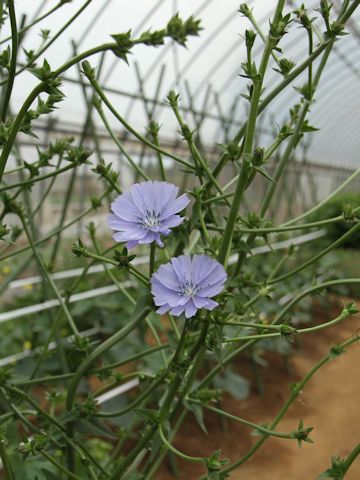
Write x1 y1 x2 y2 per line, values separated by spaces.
8 0 360 169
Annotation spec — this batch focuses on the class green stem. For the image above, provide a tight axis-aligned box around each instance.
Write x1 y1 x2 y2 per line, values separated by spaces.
195 402 298 440
196 199 211 244
224 308 351 343
260 44 333 219
19 212 79 335
221 334 360 474
41 451 82 480
80 249 149 285
0 82 45 182
171 102 226 199
218 0 286 267
94 372 167 418
283 167 360 227
342 443 360 477
0 0 18 121
0 438 15 480
0 163 75 192
158 424 204 464
196 278 360 391
112 320 208 478
65 306 151 472
269 222 360 284
149 242 156 276
235 214 350 234
0 0 93 85
142 410 187 479
90 232 135 305
95 103 150 181
65 306 151 411
0 189 110 261
14 343 169 386
4 386 107 477
151 130 166 181
145 315 167 366
0 1 64 47
139 321 209 477
87 76 195 171
211 41 332 180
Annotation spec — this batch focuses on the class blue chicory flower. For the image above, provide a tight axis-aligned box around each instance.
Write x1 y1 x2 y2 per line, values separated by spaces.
151 255 227 318
108 181 190 249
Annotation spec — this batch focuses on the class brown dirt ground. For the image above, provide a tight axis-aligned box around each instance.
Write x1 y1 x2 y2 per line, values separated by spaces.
157 301 360 480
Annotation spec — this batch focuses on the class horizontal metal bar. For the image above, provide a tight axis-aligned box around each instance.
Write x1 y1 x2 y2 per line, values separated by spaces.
8 256 148 290
0 282 133 323
1 229 326 324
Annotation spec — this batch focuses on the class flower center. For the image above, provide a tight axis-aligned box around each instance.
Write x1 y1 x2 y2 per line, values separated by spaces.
179 280 198 298
143 210 160 228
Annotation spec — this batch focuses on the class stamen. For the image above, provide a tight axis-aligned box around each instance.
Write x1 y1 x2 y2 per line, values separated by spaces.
178 280 199 297
141 209 161 228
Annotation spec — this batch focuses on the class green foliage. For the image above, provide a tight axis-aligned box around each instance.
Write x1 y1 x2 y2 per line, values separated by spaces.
318 456 347 479
214 369 250 401
0 1 359 479
309 192 360 248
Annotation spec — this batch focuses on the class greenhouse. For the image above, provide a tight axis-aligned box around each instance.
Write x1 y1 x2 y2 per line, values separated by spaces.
0 0 359 479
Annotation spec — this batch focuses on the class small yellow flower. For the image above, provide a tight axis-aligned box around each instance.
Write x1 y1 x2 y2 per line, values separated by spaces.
23 284 33 292
23 341 32 350
2 265 10 274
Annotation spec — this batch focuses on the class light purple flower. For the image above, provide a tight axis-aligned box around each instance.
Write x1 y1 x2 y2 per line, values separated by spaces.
108 181 190 249
151 255 227 318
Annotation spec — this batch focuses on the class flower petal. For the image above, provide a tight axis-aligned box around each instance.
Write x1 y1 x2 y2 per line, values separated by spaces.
170 304 187 316
161 193 190 218
185 300 197 318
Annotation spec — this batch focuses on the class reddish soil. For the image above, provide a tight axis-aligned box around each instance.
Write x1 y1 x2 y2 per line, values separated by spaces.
157 301 360 480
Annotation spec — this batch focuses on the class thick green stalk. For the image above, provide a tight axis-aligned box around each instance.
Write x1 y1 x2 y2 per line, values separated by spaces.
65 306 151 473
0 0 93 84
0 0 18 121
0 82 45 181
139 322 209 478
211 40 331 180
260 43 333 219
113 320 209 478
218 0 286 267
342 443 360 477
0 1 64 47
65 306 151 411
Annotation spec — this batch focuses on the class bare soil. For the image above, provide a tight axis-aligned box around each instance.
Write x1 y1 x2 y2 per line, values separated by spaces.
157 301 360 480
